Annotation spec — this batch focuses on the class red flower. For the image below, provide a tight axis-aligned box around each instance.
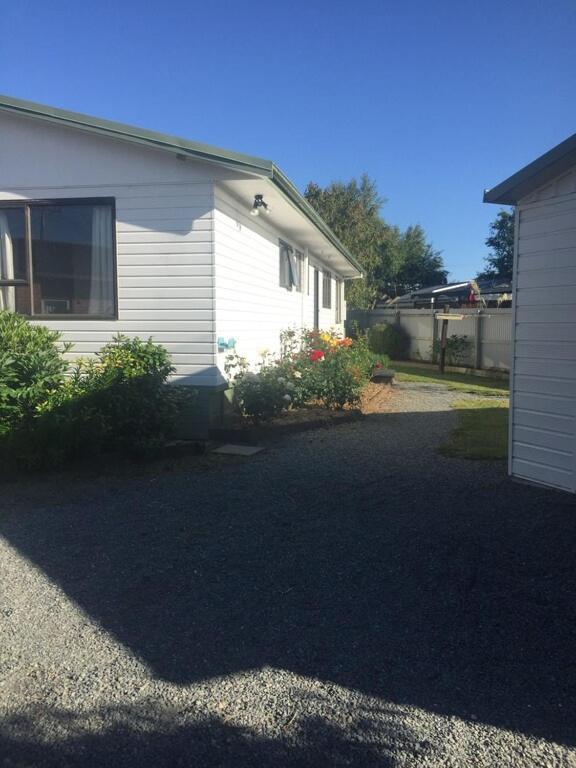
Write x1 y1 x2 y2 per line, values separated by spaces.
375 362 382 369
309 349 325 362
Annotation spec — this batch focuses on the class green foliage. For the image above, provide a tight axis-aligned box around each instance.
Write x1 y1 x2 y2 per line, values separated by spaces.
0 319 194 469
304 176 390 308
304 176 447 308
0 310 71 435
432 334 472 366
478 209 515 280
390 225 447 296
368 323 410 360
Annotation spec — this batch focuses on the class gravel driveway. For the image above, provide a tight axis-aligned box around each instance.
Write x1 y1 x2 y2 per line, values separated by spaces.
1 383 576 767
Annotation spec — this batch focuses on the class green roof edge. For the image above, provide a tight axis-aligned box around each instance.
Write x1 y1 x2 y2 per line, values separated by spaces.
0 93 362 276
0 93 273 175
271 165 363 275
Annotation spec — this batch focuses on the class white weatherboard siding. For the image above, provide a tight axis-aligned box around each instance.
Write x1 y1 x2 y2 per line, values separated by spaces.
0 111 219 386
214 188 345 371
512 181 576 492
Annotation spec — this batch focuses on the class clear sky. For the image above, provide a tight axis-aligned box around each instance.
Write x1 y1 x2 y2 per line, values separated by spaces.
1 0 575 279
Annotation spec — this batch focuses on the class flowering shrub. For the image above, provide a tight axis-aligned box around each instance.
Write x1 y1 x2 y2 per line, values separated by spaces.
225 352 295 423
296 329 385 409
227 328 389 420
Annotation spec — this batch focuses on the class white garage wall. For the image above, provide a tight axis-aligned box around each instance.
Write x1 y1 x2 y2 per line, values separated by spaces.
512 180 576 492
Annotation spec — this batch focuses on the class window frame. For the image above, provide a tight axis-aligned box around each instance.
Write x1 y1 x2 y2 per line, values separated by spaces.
335 278 343 323
0 197 118 320
279 240 303 292
293 249 304 293
322 270 332 309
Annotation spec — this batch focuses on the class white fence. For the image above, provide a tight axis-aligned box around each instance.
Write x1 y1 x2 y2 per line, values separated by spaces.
347 308 512 372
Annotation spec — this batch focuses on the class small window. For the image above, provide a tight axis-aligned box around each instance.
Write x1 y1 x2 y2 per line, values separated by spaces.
322 270 332 308
0 198 116 318
279 241 303 292
335 279 343 323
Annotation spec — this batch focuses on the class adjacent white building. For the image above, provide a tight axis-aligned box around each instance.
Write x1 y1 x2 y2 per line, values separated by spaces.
0 94 361 429
485 132 576 493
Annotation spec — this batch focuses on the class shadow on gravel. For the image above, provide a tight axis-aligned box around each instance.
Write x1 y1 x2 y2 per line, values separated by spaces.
2 409 576 752
0 703 402 767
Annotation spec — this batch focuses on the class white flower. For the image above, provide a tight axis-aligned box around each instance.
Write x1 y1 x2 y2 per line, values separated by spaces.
258 347 270 358
293 371 303 379
277 376 286 385
283 394 292 403
285 381 295 390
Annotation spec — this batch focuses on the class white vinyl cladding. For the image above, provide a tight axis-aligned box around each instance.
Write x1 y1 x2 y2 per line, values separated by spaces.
0 110 221 386
213 187 345 369
512 167 576 492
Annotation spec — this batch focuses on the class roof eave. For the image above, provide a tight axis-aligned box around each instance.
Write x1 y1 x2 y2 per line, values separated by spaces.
270 165 363 278
0 93 274 177
484 131 576 205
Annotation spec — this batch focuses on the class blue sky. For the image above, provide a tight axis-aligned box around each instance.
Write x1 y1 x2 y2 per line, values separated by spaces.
1 0 575 279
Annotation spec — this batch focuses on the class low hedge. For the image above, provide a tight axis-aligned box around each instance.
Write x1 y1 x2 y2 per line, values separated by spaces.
367 323 410 359
0 311 194 469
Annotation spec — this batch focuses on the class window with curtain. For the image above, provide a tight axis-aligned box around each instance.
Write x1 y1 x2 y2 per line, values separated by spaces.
279 241 303 292
0 198 115 318
322 270 332 308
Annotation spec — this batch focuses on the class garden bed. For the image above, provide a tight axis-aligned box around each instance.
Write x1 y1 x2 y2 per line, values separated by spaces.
210 405 363 443
211 381 396 443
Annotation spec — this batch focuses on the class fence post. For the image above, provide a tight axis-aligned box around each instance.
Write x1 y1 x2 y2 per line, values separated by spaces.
431 311 438 363
474 313 482 369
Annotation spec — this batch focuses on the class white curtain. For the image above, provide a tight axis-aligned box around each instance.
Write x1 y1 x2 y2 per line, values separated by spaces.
0 211 15 312
88 206 113 314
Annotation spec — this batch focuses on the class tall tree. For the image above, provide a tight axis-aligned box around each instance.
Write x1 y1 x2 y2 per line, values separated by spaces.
304 175 389 307
389 225 447 296
304 176 447 307
478 209 515 280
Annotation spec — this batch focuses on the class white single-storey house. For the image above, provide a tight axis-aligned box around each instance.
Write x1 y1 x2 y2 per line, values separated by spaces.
484 132 576 493
0 94 362 431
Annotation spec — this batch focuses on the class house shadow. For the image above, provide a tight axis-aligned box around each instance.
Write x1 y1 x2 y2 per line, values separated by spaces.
1 406 576 753
0 702 403 768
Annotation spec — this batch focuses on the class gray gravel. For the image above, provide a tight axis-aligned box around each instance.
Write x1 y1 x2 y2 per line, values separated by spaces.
1 382 576 767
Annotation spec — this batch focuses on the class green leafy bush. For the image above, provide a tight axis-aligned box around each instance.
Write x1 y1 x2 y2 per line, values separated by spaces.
0 317 194 469
432 334 472 366
62 335 192 455
368 323 410 359
0 310 71 435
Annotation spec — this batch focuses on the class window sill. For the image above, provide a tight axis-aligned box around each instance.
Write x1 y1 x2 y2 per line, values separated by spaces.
28 314 118 321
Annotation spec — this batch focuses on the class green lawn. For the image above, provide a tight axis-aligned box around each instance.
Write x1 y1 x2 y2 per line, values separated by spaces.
439 398 509 460
391 361 509 397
